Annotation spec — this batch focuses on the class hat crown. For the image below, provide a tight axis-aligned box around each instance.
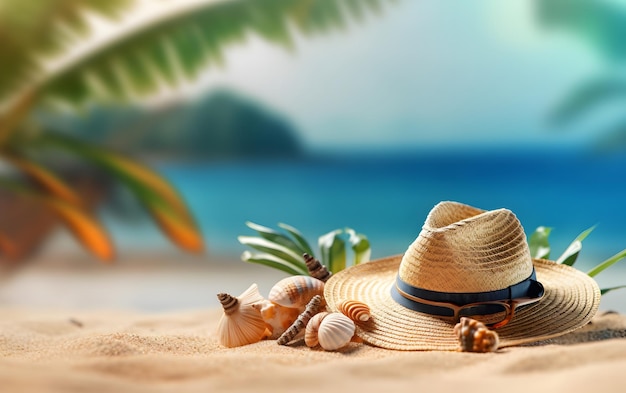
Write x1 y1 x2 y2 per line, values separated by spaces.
398 201 533 293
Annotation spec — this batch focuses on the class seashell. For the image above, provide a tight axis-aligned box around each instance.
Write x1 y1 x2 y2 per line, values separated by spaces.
303 253 332 282
317 312 356 351
338 300 371 322
252 300 301 339
268 275 325 309
305 312 329 348
216 283 268 348
453 317 499 353
277 295 324 345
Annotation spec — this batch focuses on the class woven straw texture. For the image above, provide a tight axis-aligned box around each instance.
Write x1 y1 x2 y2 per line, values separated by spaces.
323 201 601 351
325 257 600 350
400 202 533 292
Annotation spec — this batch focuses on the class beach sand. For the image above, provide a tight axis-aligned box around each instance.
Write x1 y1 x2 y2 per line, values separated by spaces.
0 308 625 393
1 254 626 392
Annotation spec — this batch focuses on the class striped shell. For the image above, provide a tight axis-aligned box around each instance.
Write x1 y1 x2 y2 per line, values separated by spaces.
304 312 329 348
453 317 499 353
317 312 356 351
268 275 325 308
338 300 371 322
216 284 268 348
303 253 332 282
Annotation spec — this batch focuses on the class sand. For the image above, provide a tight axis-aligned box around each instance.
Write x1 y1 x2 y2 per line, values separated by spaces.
1 252 626 392
0 306 625 393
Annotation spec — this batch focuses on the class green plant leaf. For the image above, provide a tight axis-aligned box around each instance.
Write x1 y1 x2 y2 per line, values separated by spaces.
555 240 582 266
318 229 346 273
587 249 626 277
245 221 305 255
346 227 371 265
277 222 315 257
549 78 626 125
555 225 596 266
0 0 132 104
238 235 307 272
27 0 391 108
601 285 626 295
529 226 552 259
241 250 306 275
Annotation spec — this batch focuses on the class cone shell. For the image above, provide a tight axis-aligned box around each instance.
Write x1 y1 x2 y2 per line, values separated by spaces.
338 300 371 322
305 312 329 348
304 253 332 282
217 284 268 348
317 312 356 351
253 300 302 339
453 317 499 353
268 275 325 308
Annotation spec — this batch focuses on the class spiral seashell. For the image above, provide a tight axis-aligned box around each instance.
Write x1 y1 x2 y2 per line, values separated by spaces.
268 275 325 308
303 253 332 282
453 317 499 353
338 300 371 322
317 312 356 351
216 284 268 348
252 300 301 339
304 312 329 348
277 295 324 345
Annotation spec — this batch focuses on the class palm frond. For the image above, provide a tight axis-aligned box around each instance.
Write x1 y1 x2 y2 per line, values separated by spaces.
32 0 390 107
0 0 132 106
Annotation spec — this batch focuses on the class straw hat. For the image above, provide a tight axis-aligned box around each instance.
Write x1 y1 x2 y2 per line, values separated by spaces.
324 201 601 350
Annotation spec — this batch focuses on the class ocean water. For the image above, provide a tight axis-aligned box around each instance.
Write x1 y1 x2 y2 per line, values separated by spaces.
106 148 626 270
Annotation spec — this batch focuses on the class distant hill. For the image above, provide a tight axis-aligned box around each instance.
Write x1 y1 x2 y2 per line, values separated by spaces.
38 89 304 160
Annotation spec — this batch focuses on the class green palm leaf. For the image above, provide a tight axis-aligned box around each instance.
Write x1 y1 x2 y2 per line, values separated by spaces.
30 0 389 108
20 130 204 253
0 0 131 105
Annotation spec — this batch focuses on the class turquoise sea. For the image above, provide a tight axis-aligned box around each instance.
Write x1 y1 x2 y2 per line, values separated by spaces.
106 148 626 271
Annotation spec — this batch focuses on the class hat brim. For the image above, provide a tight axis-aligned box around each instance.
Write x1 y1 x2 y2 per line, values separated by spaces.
324 256 601 350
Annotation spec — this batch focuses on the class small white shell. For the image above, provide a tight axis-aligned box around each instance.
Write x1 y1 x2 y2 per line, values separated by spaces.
304 312 329 348
317 312 356 351
268 275 325 308
216 284 268 348
338 300 371 322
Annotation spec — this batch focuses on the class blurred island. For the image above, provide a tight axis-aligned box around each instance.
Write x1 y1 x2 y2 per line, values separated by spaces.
39 89 304 161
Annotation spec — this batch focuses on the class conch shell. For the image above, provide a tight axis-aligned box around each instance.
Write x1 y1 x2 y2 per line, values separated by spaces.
453 317 499 353
317 312 356 351
303 253 332 282
253 300 301 339
277 295 324 345
338 300 371 322
216 284 268 348
268 275 325 308
304 312 329 348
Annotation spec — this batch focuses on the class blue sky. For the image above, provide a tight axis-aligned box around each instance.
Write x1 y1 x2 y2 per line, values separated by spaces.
185 1 605 150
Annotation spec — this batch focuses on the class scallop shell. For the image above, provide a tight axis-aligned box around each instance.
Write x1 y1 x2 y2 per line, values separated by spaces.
317 312 356 351
253 300 301 339
304 312 329 348
216 283 268 348
338 300 371 322
453 317 499 353
268 275 325 308
303 253 332 282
